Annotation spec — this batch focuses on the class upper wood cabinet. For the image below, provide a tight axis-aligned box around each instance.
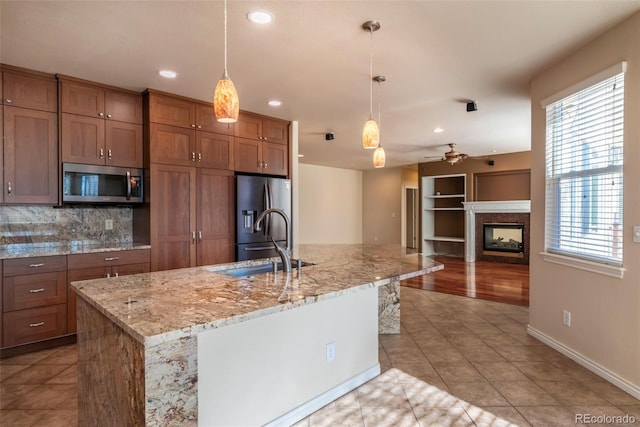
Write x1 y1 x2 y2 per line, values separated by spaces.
235 112 288 145
2 66 57 112
147 90 233 135
3 106 58 204
59 77 143 167
59 78 142 124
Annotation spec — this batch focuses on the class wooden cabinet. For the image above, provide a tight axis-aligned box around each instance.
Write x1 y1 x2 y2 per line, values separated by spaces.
3 106 58 204
149 123 233 169
59 77 143 168
421 174 466 255
234 112 289 176
149 164 234 271
2 256 67 347
2 66 57 112
1 67 58 205
67 249 150 333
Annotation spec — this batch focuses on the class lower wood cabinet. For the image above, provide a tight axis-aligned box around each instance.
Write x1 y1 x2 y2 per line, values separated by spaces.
2 255 67 347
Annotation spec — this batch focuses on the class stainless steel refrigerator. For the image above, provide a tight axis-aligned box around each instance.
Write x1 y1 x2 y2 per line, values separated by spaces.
236 175 292 261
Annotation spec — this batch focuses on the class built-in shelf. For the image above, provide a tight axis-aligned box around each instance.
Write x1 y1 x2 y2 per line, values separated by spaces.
421 173 466 255
424 236 465 243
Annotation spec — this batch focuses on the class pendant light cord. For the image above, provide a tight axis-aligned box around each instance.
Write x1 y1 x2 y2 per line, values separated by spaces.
223 0 228 77
369 29 373 120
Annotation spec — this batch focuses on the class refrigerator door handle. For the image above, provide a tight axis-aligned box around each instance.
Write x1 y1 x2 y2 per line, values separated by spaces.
263 183 269 236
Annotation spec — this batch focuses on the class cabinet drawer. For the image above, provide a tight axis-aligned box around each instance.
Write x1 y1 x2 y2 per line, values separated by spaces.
3 271 67 311
3 304 67 347
67 249 150 269
3 256 67 277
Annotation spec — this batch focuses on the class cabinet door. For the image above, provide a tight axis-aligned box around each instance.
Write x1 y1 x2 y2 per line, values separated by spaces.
2 71 57 112
149 123 195 166
262 141 288 176
105 89 143 124
234 138 262 174
60 113 105 165
150 164 196 271
197 131 233 170
3 271 67 311
0 105 3 203
196 169 235 266
235 112 262 140
262 118 288 145
3 107 58 204
148 93 195 128
195 103 233 135
105 121 143 168
3 304 67 347
60 79 105 118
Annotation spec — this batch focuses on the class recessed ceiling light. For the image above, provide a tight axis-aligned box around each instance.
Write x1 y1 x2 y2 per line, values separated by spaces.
433 127 444 133
267 100 282 107
248 10 273 24
158 70 177 79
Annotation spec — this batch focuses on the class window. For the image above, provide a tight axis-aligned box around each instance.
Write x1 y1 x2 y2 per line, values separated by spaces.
543 63 625 267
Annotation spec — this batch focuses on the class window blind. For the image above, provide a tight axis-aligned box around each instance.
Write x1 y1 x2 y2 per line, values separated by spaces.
544 69 624 265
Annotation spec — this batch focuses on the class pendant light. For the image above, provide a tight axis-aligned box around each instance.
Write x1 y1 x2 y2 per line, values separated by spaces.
372 75 386 168
362 20 380 149
213 0 239 123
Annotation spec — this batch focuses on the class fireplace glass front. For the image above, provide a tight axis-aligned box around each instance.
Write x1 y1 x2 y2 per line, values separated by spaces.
483 223 524 254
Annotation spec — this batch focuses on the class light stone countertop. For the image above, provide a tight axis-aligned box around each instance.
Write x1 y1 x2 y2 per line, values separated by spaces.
72 244 443 347
0 241 151 259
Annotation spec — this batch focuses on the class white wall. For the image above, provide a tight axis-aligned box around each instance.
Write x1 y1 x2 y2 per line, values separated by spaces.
529 11 640 395
298 164 362 244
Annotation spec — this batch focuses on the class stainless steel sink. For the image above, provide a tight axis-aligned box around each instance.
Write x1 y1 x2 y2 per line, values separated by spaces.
218 260 314 278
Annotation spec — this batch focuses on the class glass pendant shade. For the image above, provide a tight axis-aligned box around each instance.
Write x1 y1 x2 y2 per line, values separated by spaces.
362 118 380 149
373 146 385 168
213 73 239 123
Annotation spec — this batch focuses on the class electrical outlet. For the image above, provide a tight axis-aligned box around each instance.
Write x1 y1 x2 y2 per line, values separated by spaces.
326 342 336 363
105 219 114 230
563 310 571 327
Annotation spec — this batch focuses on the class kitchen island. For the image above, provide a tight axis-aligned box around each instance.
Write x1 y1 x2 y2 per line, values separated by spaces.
72 244 442 426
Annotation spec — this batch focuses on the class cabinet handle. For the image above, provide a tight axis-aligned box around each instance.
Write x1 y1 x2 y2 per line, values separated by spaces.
198 230 202 241
107 114 112 119
29 263 44 268
5 98 12 103
263 162 268 168
29 288 45 293
99 112 104 118
99 148 104 159
104 256 120 261
29 322 45 328
192 231 196 243
114 272 119 277
263 137 268 141
198 153 202 162
108 149 112 160
197 125 202 129
106 273 110 278
192 152 196 162
191 124 196 128
257 161 262 168
7 181 12 195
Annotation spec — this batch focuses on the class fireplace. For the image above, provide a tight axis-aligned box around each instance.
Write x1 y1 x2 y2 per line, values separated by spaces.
483 223 524 254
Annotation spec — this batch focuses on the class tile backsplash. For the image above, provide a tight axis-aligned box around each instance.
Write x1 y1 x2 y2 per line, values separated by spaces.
0 205 133 246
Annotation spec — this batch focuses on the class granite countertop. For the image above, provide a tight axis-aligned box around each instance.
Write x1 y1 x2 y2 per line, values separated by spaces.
0 242 151 259
72 244 443 346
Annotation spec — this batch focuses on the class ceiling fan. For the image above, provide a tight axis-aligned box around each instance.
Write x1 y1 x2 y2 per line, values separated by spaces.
424 143 469 165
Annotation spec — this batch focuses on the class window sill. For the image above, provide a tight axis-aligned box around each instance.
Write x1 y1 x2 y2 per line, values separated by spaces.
540 252 625 279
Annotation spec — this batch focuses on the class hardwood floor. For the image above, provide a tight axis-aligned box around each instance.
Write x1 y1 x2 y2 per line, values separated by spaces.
402 256 530 306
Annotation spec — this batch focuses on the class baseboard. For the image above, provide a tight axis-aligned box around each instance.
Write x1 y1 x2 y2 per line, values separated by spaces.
527 326 640 399
265 364 381 427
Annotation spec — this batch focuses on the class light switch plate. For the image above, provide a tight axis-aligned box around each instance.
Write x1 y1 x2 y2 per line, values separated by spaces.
633 225 640 243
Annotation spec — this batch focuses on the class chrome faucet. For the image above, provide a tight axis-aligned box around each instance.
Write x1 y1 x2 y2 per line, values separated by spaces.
254 208 292 273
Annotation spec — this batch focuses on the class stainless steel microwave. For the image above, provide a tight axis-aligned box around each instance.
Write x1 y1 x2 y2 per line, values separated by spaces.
62 163 143 204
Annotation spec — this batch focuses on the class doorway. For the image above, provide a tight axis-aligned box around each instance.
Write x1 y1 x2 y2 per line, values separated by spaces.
403 187 419 249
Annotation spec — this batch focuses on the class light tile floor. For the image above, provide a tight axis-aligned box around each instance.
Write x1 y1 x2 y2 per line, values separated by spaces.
1 287 639 426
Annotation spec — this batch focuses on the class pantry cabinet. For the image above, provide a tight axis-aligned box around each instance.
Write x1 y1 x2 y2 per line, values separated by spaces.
59 76 143 168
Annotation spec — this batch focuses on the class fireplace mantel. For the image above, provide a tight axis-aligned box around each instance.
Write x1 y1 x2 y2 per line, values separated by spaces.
463 201 531 262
